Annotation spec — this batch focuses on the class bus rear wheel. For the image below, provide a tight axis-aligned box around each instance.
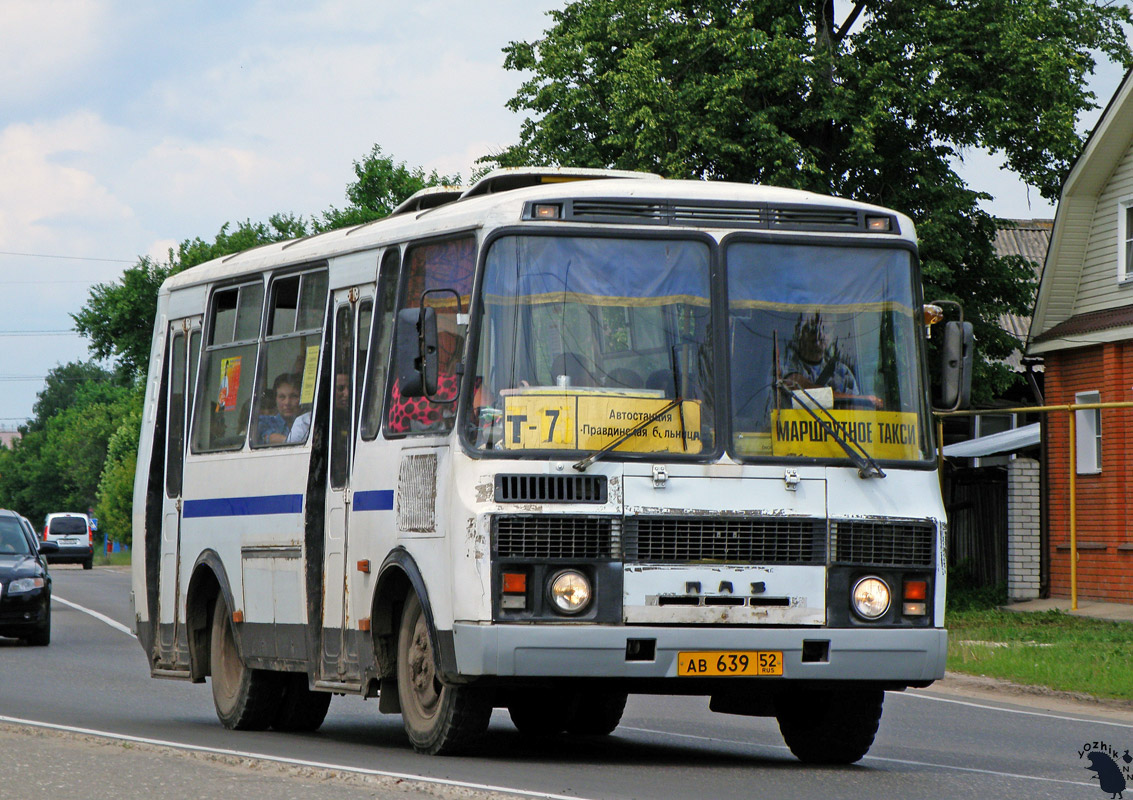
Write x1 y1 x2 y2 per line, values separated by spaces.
775 687 884 764
272 672 332 732
210 594 280 730
396 591 490 755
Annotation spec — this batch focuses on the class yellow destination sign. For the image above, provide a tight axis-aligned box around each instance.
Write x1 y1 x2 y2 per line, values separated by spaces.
770 409 921 460
502 392 702 453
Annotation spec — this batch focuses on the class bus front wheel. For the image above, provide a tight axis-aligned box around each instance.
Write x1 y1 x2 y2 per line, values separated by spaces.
396 591 490 754
209 594 280 730
566 690 627 735
775 687 884 764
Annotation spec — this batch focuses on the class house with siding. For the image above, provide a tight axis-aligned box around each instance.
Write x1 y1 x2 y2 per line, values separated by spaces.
1027 68 1133 604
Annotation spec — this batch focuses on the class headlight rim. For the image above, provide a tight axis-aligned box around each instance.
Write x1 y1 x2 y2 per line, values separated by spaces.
850 575 891 621
547 568 592 616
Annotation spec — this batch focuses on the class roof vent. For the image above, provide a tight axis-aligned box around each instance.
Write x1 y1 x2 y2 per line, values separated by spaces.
461 167 659 200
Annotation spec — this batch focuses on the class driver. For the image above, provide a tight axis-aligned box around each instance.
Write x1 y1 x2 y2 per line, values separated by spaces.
782 314 881 409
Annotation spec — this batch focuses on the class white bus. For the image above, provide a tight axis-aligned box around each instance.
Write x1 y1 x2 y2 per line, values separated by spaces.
133 168 952 762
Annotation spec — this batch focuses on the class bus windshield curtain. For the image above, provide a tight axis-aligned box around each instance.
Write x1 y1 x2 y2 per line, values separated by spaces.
726 243 914 315
483 236 711 307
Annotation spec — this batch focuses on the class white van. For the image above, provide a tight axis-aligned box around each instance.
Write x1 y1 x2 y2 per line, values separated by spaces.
43 512 93 569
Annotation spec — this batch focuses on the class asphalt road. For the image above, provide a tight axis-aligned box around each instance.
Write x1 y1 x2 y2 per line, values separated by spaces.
3 566 1130 800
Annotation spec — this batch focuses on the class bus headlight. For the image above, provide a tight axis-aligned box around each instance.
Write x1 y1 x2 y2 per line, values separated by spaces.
548 570 591 615
851 576 891 620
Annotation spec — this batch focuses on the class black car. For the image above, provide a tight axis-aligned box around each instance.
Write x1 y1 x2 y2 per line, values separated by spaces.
0 509 56 646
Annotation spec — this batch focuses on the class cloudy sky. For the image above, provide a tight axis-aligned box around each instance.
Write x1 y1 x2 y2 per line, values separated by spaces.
0 1 1125 424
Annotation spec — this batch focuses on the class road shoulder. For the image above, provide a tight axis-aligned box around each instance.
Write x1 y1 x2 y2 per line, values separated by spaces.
921 671 1133 723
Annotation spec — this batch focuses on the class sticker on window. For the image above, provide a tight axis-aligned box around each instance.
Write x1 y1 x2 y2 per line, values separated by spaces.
217 356 242 411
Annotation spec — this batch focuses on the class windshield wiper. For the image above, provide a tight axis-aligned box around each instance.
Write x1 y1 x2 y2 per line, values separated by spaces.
573 397 683 472
778 380 885 479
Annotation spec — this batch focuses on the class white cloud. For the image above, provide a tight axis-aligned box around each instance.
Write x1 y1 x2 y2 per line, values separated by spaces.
0 0 111 105
0 113 134 250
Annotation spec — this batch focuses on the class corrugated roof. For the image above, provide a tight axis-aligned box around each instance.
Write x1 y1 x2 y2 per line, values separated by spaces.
993 220 1052 262
993 220 1051 370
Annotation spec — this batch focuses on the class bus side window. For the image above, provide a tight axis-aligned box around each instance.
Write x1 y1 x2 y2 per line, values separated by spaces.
361 251 399 440
251 268 327 448
191 282 263 452
386 237 474 435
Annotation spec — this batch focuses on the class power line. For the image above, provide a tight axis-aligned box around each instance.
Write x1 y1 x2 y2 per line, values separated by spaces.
0 249 135 264
0 330 82 337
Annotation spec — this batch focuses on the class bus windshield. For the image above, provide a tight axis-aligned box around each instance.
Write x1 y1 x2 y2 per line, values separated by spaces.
469 235 715 456
727 241 929 464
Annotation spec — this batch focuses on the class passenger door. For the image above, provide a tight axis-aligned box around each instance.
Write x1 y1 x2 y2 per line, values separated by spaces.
319 291 362 683
158 319 200 666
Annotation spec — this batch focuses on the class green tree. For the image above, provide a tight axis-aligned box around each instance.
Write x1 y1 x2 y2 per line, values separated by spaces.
493 0 1132 401
0 374 135 525
316 145 461 230
94 398 143 546
26 361 126 432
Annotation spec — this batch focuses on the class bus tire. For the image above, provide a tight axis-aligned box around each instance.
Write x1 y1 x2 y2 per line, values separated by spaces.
272 672 332 732
565 690 627 735
775 687 884 765
210 594 280 730
396 591 490 754
507 690 571 736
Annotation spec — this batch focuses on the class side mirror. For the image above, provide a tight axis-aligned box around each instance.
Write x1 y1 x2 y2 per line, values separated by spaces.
396 306 438 398
38 540 59 554
939 320 974 410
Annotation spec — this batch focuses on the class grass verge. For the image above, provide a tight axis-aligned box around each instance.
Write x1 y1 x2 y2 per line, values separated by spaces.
93 550 131 568
946 608 1133 702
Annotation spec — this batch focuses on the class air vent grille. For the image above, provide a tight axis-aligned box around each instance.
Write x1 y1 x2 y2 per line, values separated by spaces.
831 520 936 567
624 516 826 564
546 199 891 233
494 474 608 504
492 515 619 559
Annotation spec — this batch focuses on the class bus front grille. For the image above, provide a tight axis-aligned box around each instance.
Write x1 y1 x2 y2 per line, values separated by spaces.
623 516 826 565
830 519 936 567
492 515 620 559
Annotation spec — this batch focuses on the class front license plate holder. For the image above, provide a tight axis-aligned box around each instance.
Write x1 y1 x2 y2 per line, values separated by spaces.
677 650 783 677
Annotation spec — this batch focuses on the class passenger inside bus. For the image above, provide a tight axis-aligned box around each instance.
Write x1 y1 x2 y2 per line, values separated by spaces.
258 373 303 444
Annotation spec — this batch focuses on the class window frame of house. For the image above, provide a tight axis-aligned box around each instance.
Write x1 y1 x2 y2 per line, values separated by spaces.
1074 390 1102 475
1117 196 1133 283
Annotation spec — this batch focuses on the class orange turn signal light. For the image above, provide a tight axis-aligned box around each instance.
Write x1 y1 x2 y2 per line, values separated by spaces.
502 572 527 594
903 580 927 601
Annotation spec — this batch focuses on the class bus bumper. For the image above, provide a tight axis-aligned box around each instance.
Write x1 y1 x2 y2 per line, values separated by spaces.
450 623 946 683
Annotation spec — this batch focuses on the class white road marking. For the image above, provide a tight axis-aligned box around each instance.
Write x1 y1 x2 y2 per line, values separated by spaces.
0 715 600 800
53 595 136 638
901 690 1133 730
620 726 1094 789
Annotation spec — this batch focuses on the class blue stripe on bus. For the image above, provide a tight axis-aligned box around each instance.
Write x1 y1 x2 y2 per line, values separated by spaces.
353 490 394 512
183 494 304 518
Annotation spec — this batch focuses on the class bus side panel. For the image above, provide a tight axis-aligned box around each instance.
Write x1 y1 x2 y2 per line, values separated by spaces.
179 450 312 668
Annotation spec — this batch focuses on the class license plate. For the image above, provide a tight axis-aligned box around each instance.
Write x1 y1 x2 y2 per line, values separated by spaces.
677 650 783 677
62 537 80 545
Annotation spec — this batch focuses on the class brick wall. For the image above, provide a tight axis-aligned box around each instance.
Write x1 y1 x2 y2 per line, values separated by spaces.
1044 343 1133 603
1007 457 1041 599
